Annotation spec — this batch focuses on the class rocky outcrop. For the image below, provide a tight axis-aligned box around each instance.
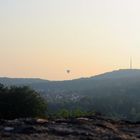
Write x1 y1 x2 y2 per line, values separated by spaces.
0 115 140 140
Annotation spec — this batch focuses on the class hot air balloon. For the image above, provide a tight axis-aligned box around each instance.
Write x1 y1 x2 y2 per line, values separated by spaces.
66 70 70 74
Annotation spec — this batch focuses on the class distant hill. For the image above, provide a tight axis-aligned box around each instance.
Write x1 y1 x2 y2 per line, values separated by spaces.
0 77 49 86
0 69 140 93
0 69 140 121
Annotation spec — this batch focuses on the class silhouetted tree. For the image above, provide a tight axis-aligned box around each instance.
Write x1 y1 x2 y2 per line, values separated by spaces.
0 84 47 119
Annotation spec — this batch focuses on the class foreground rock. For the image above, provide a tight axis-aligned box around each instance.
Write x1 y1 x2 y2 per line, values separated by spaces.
0 116 140 140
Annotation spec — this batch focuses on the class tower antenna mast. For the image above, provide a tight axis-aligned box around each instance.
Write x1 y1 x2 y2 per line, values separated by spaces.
130 57 132 69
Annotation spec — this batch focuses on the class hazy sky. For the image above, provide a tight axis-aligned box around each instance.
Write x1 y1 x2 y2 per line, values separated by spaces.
0 0 140 80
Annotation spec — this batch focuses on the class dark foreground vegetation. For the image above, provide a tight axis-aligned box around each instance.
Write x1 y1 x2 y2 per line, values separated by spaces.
0 84 92 119
0 84 47 119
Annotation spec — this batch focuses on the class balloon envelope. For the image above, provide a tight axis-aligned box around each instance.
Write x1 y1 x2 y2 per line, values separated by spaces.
66 70 70 74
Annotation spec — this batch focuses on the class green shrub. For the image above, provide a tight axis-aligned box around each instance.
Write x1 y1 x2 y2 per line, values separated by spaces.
0 84 47 119
49 108 95 119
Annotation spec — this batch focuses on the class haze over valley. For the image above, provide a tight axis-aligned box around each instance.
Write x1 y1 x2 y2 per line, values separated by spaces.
0 69 140 121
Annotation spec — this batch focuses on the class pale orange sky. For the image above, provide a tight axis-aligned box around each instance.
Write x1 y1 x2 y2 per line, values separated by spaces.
0 0 140 80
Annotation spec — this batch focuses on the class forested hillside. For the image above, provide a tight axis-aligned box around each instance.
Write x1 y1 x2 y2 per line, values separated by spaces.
0 69 140 121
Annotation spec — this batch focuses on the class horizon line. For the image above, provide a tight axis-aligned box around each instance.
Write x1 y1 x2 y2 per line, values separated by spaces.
0 68 139 81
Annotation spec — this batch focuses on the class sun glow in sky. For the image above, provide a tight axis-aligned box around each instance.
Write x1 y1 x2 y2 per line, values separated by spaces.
1 0 140 80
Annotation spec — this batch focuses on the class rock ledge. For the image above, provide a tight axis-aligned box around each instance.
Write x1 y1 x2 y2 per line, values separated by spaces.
0 116 140 140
